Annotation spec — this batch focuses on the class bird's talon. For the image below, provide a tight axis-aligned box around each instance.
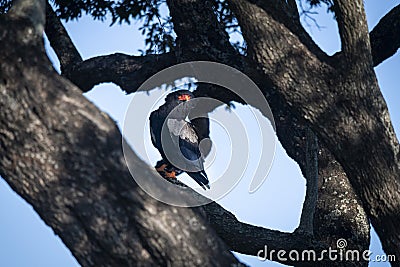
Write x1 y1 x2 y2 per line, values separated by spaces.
164 171 176 179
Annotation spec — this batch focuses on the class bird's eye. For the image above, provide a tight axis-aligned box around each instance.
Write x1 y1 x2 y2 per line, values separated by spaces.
178 94 191 101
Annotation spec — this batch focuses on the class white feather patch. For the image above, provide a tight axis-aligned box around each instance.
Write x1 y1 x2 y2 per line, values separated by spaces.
167 119 198 144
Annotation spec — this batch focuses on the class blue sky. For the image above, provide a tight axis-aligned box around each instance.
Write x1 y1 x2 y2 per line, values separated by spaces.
0 1 399 266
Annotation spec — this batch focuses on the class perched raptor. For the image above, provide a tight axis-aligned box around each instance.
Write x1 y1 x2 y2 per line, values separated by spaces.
149 90 210 190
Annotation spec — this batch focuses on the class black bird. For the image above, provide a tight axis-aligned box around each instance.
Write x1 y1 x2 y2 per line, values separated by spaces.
149 90 210 190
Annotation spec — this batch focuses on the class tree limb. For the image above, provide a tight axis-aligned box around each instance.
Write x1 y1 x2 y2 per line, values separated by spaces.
370 4 400 66
44 2 178 94
166 0 240 68
228 0 335 127
333 0 373 67
202 202 327 265
296 128 318 235
44 1 177 93
65 52 177 92
314 146 370 258
45 1 82 73
230 0 330 64
286 0 300 22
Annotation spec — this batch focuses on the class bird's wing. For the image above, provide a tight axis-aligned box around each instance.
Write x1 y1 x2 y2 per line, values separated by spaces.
178 127 210 189
149 110 162 151
166 119 205 171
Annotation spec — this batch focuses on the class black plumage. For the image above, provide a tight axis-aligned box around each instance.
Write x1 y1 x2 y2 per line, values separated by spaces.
149 90 210 190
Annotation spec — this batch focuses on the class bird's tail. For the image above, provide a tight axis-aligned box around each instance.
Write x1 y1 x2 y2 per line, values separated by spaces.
187 171 210 190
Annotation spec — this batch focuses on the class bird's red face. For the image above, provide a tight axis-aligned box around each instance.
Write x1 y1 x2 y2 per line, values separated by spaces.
178 94 191 101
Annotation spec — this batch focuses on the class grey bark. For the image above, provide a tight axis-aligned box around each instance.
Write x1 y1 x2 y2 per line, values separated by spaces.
229 0 400 260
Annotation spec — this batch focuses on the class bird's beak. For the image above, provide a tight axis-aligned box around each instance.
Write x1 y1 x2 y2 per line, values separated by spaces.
178 94 191 101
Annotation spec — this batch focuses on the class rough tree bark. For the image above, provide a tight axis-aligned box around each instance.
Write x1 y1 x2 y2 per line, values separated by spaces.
1 0 399 266
229 0 400 260
0 1 242 266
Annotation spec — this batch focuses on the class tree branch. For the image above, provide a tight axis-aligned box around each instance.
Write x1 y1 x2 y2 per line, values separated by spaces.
202 202 327 265
43 1 178 95
228 0 330 64
43 0 171 95
166 0 240 68
314 146 370 255
370 4 400 66
229 0 334 123
296 128 318 235
333 0 373 66
286 0 300 22
45 1 82 73
65 52 177 92
329 4 400 67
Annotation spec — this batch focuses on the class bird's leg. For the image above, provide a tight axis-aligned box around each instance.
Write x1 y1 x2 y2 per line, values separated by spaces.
164 170 177 179
155 161 170 178
156 163 168 172
155 161 178 179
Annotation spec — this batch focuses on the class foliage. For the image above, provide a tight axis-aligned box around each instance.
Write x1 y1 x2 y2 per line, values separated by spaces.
51 0 172 54
306 0 334 12
49 0 244 54
0 0 331 54
0 0 12 13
